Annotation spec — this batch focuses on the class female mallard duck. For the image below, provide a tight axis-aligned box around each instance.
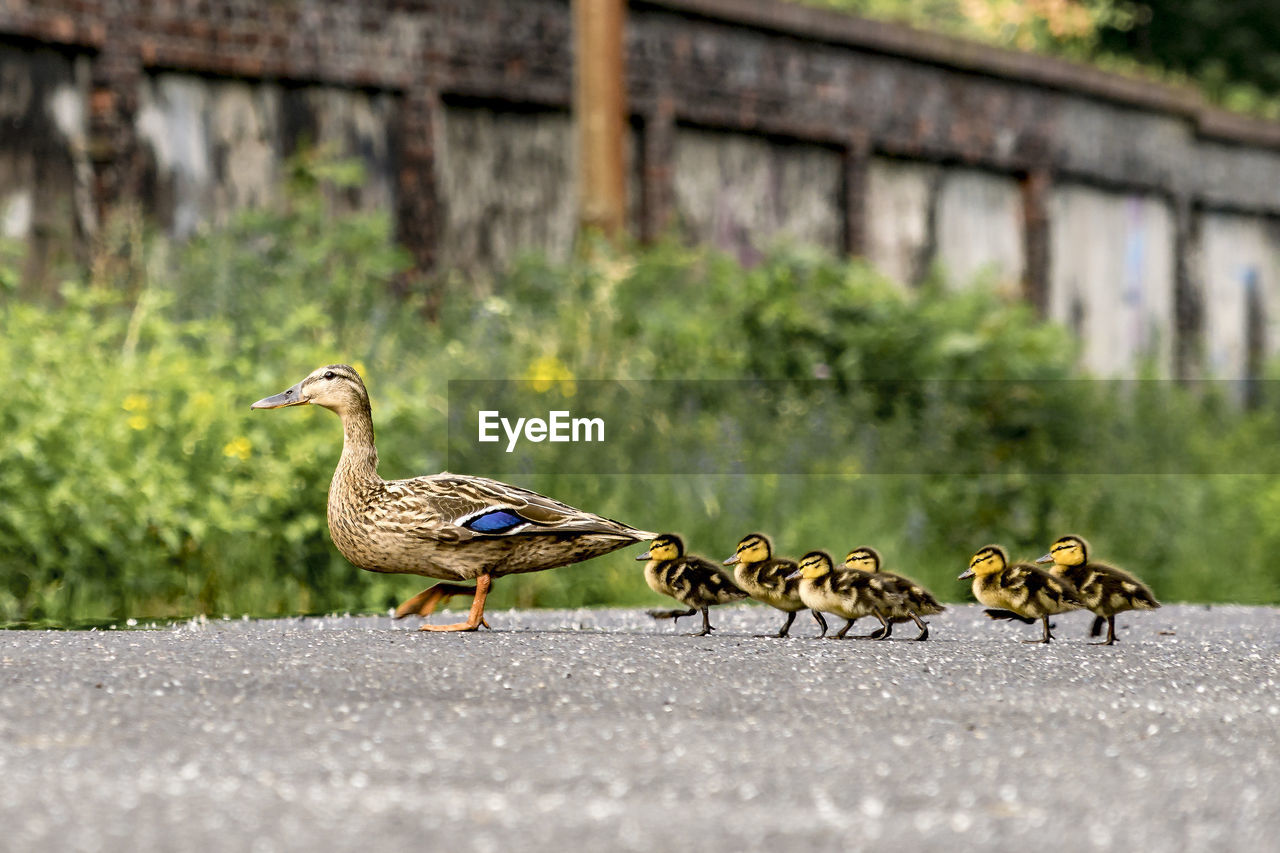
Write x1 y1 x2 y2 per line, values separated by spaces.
723 533 828 638
960 545 1084 644
787 550 908 640
843 547 945 641
637 533 747 636
1035 535 1160 645
251 364 654 632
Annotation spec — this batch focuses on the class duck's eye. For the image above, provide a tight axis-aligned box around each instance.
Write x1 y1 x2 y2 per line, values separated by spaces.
324 371 335 380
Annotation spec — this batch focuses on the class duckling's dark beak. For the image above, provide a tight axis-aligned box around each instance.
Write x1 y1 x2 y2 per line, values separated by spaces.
635 550 651 561
1034 554 1053 564
957 568 975 580
784 569 802 580
723 554 740 566
251 382 308 410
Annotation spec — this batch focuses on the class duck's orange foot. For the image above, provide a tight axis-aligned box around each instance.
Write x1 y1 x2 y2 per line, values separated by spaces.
416 574 493 633
394 583 477 619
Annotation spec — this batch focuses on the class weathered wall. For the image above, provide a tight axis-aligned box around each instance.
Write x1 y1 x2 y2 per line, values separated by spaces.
7 0 1280 378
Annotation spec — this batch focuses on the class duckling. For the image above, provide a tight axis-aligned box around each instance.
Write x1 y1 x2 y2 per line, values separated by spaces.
787 550 908 639
959 545 1084 644
723 533 828 638
844 547 945 640
1036 534 1160 645
251 365 654 632
636 533 747 636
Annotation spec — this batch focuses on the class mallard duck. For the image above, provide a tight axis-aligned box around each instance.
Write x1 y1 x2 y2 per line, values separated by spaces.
636 533 747 636
960 545 1084 644
787 550 908 639
1035 534 1160 645
723 533 828 638
843 547 945 640
251 364 654 632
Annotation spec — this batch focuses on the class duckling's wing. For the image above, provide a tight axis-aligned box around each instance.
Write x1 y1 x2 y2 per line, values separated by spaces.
1085 562 1161 609
684 556 748 602
754 558 800 594
883 571 945 613
1008 563 1084 610
391 473 655 544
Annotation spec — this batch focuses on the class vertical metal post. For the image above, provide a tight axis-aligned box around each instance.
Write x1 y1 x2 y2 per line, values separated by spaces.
841 131 870 257
1020 167 1052 317
573 0 628 238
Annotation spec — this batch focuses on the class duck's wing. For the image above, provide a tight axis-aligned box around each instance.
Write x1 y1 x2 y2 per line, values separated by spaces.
389 473 656 544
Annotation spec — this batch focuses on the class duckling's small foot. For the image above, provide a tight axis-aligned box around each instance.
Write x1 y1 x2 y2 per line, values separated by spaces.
756 611 798 639
418 574 493 633
691 608 715 637
1021 616 1053 643
808 610 828 638
648 608 697 621
1089 615 1106 638
833 618 857 640
855 624 892 640
912 623 929 641
984 609 1036 624
1088 616 1117 645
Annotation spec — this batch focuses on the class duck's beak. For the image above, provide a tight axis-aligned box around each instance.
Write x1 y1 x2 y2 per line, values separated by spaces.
723 553 740 566
635 550 651 561
1034 553 1053 564
957 568 975 580
251 381 308 410
785 569 802 580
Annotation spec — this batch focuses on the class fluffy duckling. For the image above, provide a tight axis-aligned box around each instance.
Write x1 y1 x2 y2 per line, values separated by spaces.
1036 535 1160 645
960 545 1084 644
637 533 747 636
724 533 828 638
788 550 908 640
844 547 945 641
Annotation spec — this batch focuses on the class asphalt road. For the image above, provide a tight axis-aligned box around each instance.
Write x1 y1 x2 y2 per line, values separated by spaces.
2 603 1277 852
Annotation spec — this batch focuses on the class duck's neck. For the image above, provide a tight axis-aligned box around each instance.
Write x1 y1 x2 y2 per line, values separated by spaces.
335 400 380 485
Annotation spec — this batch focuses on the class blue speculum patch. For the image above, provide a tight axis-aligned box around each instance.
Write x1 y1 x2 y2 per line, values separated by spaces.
465 509 527 533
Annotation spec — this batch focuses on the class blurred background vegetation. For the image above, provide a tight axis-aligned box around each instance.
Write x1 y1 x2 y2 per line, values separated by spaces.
797 0 1280 118
3 155 1280 627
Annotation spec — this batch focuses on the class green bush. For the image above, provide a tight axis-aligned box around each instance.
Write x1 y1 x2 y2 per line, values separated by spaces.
2 163 1279 625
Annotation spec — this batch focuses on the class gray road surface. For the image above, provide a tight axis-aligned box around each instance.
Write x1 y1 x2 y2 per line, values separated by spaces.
2 604 1278 852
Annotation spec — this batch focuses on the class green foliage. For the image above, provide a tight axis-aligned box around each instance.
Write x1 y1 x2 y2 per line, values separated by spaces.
2 165 1279 625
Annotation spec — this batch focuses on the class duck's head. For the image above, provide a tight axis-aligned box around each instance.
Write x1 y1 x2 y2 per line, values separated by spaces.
1036 534 1088 567
843 547 882 572
724 533 773 566
787 550 835 580
251 364 370 416
960 545 1008 580
637 533 685 562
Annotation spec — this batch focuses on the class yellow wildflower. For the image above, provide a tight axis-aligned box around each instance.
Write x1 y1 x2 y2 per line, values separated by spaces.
128 415 149 431
528 355 576 397
123 393 150 413
223 436 252 460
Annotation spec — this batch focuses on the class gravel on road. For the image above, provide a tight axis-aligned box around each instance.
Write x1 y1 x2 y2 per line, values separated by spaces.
2 604 1277 852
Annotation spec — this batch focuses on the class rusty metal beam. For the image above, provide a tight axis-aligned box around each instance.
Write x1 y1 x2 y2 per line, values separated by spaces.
573 0 628 238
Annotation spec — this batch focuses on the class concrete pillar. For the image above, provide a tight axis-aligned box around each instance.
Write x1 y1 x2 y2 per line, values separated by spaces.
1172 195 1204 380
395 86 443 285
1019 167 1052 316
639 94 675 243
841 131 870 257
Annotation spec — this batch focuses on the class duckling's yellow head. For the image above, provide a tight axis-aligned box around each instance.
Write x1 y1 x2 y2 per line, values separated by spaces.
791 550 835 580
251 364 370 417
1036 534 1088 568
724 533 773 566
843 547 882 572
636 533 684 562
959 545 1008 580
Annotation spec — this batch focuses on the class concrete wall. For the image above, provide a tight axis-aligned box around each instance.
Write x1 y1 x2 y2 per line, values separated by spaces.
1048 185 1176 376
9 0 1280 379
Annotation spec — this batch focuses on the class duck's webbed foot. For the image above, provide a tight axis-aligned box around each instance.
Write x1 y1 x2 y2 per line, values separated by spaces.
395 583 478 619
985 609 1036 624
647 608 698 622
418 574 493 632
